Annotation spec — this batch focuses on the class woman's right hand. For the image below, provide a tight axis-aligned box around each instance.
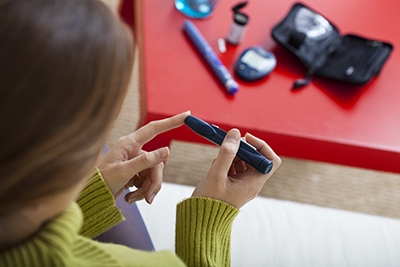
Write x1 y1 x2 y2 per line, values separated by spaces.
192 129 281 209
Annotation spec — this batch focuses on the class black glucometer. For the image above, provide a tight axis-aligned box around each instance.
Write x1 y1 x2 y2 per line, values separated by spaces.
184 115 273 174
235 46 276 81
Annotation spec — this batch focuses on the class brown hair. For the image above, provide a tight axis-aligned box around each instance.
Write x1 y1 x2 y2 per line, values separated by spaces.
0 0 134 213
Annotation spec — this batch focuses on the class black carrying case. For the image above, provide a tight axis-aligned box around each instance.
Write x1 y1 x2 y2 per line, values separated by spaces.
271 3 393 88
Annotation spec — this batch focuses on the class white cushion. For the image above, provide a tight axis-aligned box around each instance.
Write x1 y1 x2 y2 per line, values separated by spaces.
137 183 400 266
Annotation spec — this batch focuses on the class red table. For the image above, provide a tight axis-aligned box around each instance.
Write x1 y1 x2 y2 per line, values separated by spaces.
121 0 400 173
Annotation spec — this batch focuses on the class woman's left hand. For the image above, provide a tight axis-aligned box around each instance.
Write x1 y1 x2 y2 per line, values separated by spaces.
98 111 190 204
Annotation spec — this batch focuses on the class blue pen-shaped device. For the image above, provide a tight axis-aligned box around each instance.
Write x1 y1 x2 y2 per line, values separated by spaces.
185 115 273 174
183 20 239 95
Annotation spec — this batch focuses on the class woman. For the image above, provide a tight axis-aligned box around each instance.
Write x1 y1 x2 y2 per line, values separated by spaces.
0 0 281 266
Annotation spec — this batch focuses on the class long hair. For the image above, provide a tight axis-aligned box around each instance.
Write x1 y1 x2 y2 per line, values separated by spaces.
0 0 134 213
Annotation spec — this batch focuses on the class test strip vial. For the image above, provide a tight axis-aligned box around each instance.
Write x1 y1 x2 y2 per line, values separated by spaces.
226 12 249 45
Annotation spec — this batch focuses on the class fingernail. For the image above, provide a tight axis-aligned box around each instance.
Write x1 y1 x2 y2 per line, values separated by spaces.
245 132 254 138
147 193 156 205
227 129 240 141
126 196 143 205
127 197 138 204
157 147 169 159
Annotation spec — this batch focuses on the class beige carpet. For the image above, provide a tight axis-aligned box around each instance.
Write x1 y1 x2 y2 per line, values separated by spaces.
103 0 400 220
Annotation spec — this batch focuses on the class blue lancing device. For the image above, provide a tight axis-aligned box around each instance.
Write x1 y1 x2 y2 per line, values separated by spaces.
184 115 273 174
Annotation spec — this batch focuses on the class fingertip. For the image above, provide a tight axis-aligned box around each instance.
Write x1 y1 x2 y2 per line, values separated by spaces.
226 128 240 141
146 193 156 205
146 182 161 204
244 132 255 140
179 110 191 117
124 192 144 205
244 132 261 145
157 146 170 160
172 111 192 127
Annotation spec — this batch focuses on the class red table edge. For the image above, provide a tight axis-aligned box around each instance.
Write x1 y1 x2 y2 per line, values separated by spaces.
140 112 400 174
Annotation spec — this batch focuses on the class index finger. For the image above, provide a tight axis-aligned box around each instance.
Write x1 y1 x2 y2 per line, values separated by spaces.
130 111 191 146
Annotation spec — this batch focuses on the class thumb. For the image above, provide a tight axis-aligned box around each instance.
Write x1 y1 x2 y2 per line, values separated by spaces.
209 129 241 177
123 147 170 174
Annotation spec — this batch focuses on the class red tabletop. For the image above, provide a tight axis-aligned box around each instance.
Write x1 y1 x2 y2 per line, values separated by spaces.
124 0 400 173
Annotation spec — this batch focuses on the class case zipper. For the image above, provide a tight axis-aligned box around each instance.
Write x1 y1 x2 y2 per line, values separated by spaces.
293 68 315 89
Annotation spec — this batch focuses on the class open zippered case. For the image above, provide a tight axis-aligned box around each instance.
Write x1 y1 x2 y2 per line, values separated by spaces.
271 2 393 88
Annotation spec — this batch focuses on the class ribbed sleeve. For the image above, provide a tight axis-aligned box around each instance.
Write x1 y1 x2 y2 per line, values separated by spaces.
76 168 124 238
175 197 239 267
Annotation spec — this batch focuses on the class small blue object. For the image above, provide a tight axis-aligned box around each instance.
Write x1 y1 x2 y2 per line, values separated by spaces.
183 20 239 95
184 115 273 174
235 46 276 82
175 0 219 18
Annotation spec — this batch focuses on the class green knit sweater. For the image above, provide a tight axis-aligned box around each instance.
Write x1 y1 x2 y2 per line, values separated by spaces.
0 169 239 266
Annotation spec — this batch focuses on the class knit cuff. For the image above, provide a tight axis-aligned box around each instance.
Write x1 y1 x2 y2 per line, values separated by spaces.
175 197 239 267
77 168 124 238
